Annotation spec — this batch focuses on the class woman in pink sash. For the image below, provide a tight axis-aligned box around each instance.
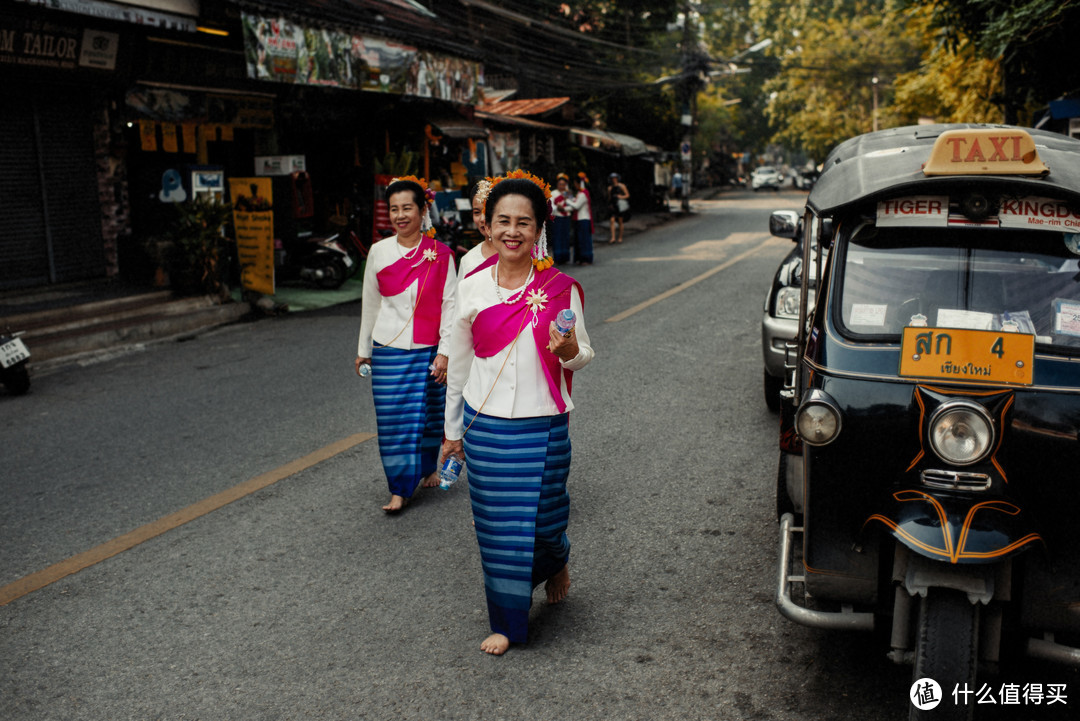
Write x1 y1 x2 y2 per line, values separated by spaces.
355 176 457 513
441 172 594 655
457 177 497 280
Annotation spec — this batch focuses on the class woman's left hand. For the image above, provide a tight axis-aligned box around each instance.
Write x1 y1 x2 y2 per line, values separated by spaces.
430 353 448 384
547 320 579 361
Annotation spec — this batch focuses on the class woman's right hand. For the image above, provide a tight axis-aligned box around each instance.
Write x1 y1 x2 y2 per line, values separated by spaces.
355 356 371 376
442 438 464 460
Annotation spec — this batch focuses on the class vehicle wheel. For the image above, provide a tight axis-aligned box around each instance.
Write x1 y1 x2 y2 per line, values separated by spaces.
1 365 30 395
764 369 782 413
317 259 348 289
910 588 979 721
775 451 799 522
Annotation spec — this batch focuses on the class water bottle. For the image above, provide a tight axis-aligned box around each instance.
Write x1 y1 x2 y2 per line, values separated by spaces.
555 308 576 335
439 455 464 490
358 362 372 378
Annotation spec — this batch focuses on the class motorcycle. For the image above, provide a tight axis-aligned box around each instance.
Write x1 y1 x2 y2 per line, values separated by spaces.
773 124 1080 720
277 226 365 290
0 328 31 395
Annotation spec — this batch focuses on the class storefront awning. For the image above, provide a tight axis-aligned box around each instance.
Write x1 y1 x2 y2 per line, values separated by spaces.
429 115 488 139
570 127 649 156
475 111 562 130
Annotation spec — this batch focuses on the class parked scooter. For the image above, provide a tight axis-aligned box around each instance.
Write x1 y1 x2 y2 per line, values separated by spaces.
0 328 31 395
434 210 469 267
277 227 365 290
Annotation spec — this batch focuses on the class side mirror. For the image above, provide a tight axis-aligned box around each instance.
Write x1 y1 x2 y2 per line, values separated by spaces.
769 210 800 240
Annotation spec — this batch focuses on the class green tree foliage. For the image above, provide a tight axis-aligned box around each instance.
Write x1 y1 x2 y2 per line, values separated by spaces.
760 2 925 160
902 0 1080 121
891 9 1003 123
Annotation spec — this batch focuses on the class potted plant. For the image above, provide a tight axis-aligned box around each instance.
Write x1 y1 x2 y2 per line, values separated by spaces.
150 196 234 298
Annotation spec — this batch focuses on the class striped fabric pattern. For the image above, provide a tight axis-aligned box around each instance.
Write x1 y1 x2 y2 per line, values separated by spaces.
371 345 445 498
463 403 571 643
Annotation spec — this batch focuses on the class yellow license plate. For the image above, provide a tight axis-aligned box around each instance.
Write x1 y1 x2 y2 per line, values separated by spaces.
899 327 1034 385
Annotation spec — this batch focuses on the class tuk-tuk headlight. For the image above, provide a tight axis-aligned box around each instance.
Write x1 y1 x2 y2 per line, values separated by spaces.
796 391 841 446
928 402 994 466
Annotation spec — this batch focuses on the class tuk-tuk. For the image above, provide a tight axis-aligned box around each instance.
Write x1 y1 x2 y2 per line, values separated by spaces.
772 124 1080 720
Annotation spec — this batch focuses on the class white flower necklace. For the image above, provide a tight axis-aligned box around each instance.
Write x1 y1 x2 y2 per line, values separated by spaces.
494 262 534 305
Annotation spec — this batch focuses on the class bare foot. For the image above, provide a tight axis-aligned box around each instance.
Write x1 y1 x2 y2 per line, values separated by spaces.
545 564 571 604
421 471 440 488
480 633 510 655
382 495 408 513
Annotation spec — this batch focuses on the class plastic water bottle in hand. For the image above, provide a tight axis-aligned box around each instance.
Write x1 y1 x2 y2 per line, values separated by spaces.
555 309 576 335
358 362 372 378
439 455 464 490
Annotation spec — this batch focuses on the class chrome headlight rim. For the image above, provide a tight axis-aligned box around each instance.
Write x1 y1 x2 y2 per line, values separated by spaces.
796 390 842 446
928 400 995 467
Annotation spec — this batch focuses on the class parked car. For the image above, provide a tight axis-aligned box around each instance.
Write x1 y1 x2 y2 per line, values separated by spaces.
751 166 783 191
761 210 817 411
793 167 820 190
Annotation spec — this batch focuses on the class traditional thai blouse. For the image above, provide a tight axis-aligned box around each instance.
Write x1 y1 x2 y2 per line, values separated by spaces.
457 242 497 281
357 234 457 357
444 266 593 440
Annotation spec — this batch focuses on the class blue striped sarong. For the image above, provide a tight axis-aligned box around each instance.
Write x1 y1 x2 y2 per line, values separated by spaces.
463 403 571 644
371 345 445 498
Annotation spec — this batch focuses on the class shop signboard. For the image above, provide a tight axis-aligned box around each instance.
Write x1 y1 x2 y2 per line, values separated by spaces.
241 11 483 104
229 177 275 296
0 14 119 73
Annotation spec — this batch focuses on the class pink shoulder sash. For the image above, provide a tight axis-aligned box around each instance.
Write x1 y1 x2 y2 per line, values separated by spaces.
472 267 583 413
375 235 452 345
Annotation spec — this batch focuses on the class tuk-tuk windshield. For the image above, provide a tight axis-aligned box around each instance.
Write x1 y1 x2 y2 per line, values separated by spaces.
838 226 1080 350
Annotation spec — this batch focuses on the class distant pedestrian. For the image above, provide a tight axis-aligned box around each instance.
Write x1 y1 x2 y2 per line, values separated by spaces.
568 172 593 265
550 173 573 264
458 177 496 280
606 172 629 244
356 176 457 513
442 171 594 656
671 170 684 202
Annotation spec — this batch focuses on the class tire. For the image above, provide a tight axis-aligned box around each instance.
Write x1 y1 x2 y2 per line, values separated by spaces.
317 258 348 289
764 369 782 413
775 451 797 521
910 588 979 721
1 364 30 395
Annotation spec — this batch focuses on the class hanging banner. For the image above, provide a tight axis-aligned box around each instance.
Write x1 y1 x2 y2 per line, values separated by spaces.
229 178 275 296
161 123 178 153
240 11 483 103
139 119 157 151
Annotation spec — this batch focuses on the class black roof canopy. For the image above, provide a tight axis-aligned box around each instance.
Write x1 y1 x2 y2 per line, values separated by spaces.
808 124 1080 216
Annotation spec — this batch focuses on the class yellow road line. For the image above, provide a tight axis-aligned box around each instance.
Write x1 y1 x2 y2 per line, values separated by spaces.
0 432 376 607
605 237 784 323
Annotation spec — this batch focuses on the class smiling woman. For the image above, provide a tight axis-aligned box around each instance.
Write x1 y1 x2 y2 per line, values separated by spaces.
355 176 458 513
441 173 595 657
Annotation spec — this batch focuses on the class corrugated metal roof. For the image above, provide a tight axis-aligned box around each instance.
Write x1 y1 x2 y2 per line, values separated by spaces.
475 97 570 117
475 111 562 130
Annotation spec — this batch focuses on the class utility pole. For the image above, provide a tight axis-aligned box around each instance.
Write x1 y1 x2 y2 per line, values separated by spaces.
678 6 706 213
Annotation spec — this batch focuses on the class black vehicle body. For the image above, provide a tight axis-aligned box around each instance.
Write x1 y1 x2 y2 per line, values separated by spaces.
761 211 805 411
774 124 1080 720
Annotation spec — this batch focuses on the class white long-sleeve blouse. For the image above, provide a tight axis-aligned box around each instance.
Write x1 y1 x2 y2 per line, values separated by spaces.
444 267 593 440
357 235 457 358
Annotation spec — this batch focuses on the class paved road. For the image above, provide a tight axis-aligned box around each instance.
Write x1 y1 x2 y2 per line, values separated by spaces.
2 189 1075 720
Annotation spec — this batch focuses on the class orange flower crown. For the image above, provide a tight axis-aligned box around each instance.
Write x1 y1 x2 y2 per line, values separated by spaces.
488 169 552 201
390 175 436 204
485 170 555 270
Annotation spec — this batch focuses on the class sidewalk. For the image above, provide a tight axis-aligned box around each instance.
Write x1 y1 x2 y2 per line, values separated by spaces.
0 278 365 374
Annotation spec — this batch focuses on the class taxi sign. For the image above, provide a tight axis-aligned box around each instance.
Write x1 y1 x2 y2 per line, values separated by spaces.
899 327 1034 386
922 128 1048 177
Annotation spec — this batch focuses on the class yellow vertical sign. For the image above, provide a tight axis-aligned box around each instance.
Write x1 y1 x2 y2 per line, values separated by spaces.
229 177 275 296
